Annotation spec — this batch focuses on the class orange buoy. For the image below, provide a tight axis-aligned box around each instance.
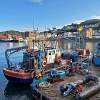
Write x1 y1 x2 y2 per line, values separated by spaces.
42 60 47 67
27 48 33 53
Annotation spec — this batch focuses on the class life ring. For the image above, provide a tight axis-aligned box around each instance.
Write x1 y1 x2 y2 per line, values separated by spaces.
86 49 90 56
42 60 47 67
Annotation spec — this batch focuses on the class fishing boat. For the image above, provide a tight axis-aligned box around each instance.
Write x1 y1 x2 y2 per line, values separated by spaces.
92 42 100 66
3 44 66 84
3 46 36 84
92 49 100 66
0 39 18 42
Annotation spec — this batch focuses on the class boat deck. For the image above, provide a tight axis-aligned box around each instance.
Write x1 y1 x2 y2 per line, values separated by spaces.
32 64 100 100
33 75 84 100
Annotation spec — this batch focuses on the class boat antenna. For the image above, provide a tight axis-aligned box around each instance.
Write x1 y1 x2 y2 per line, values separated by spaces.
33 17 35 32
33 17 35 49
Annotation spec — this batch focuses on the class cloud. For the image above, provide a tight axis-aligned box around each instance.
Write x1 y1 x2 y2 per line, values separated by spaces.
65 19 85 25
91 16 100 19
69 16 100 25
71 15 100 24
73 20 85 24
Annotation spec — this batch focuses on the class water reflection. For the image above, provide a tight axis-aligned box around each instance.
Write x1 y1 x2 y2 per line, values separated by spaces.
26 39 98 52
4 82 35 100
0 42 26 50
85 42 94 51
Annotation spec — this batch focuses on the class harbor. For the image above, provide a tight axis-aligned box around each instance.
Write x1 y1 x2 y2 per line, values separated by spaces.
0 0 100 100
0 20 100 100
0 39 100 100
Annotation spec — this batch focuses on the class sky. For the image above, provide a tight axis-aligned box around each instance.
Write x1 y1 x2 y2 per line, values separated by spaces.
0 0 100 31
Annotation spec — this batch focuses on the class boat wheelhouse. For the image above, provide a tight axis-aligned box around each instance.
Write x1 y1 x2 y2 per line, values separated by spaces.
92 49 100 66
3 46 36 84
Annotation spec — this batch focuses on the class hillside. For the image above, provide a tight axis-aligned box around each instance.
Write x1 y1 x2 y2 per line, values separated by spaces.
61 19 100 32
0 30 23 35
80 19 100 25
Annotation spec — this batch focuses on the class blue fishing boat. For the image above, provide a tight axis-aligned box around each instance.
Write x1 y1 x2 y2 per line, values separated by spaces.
92 50 100 66
92 42 100 66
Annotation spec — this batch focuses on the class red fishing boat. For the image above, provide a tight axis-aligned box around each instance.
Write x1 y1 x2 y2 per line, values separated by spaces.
3 68 34 84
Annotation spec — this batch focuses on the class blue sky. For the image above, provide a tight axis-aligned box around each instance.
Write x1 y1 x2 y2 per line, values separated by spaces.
0 0 100 31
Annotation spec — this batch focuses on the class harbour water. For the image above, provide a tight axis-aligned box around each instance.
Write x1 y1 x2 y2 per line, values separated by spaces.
0 40 99 100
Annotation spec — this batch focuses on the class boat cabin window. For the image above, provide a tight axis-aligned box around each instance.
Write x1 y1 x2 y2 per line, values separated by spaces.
94 50 100 56
48 50 55 55
52 50 55 55
56 49 59 52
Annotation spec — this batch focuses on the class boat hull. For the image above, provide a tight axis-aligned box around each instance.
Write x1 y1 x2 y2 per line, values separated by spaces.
3 68 34 84
0 39 18 42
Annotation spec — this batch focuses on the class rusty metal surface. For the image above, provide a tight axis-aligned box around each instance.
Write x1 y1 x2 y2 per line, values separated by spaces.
37 75 83 100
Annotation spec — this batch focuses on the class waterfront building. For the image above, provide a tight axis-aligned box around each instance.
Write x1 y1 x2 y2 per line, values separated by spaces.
85 28 93 38
92 30 100 38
